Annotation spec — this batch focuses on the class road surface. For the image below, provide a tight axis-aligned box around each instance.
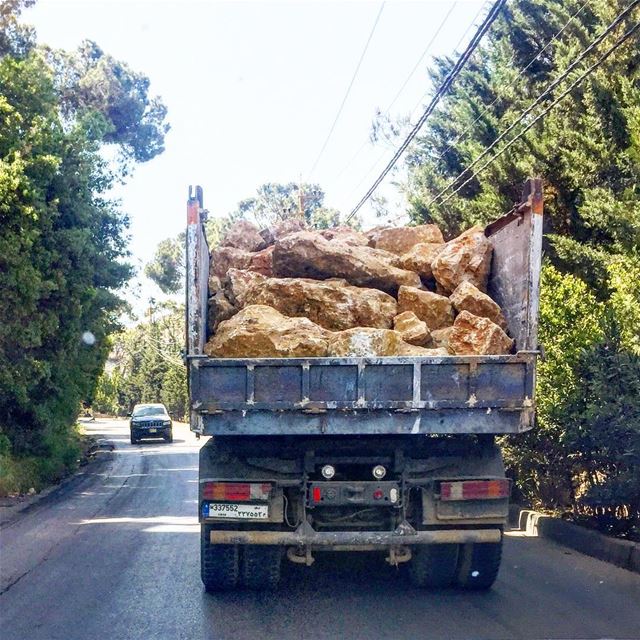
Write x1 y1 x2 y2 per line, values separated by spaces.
1 418 639 640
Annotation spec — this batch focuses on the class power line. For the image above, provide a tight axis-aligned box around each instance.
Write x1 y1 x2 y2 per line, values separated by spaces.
430 0 589 167
346 0 507 222
309 1 386 177
435 17 640 209
427 0 640 208
334 1 459 185
408 0 492 120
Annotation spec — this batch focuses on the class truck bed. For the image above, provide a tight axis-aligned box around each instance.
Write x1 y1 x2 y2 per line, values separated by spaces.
186 179 543 437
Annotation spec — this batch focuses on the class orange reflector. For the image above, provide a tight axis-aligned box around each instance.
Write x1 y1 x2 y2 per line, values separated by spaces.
202 482 271 501
440 479 510 501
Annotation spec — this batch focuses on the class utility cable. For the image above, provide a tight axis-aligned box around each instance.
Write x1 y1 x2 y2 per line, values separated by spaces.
309 1 386 177
334 1 458 184
431 0 589 167
346 0 507 221
434 18 640 208
428 0 639 207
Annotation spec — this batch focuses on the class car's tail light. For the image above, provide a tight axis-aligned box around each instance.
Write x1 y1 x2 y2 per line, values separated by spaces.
202 482 272 501
439 479 510 501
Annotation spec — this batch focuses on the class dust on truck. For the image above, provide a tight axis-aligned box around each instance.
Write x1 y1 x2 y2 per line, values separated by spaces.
187 179 543 591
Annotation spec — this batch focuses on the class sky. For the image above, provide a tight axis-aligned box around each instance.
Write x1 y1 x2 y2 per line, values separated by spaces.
25 0 486 312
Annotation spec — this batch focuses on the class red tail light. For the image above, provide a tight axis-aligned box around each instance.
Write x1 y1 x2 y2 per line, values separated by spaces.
440 479 510 501
202 482 272 501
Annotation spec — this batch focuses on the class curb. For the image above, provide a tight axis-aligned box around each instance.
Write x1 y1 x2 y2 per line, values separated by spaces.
510 507 640 574
0 441 115 528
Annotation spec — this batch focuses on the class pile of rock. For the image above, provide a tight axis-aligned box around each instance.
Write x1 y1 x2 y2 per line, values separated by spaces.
204 219 514 358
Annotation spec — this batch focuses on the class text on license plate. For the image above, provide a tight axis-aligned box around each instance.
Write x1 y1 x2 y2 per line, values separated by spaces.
148 428 157 433
205 503 269 520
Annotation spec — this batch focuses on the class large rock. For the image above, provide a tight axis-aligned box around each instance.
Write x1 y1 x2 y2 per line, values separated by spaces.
209 246 252 279
397 242 445 280
220 220 265 252
368 224 444 254
329 328 444 357
205 305 330 358
430 327 454 351
397 286 455 330
432 226 493 293
260 218 308 246
248 245 274 276
448 311 514 355
450 281 507 330
393 311 431 346
272 231 422 294
225 269 397 331
319 226 369 246
207 276 236 334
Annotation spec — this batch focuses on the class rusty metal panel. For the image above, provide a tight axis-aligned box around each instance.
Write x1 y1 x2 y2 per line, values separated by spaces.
363 364 413 403
309 365 358 402
421 363 469 405
254 366 302 403
485 178 543 351
475 363 526 403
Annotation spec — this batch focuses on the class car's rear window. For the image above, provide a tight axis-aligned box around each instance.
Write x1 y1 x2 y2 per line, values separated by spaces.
132 406 166 417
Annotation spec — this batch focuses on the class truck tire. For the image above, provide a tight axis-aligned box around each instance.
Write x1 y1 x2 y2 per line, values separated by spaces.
455 535 503 590
201 524 239 592
130 433 138 445
165 429 173 443
241 545 282 589
409 544 459 588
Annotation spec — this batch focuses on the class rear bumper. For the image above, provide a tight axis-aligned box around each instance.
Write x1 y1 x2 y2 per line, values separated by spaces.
209 525 501 546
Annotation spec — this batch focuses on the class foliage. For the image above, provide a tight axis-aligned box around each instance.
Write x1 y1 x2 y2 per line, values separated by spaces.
403 0 640 290
145 183 343 294
232 182 340 228
144 233 185 295
0 3 168 484
396 0 640 536
93 302 187 420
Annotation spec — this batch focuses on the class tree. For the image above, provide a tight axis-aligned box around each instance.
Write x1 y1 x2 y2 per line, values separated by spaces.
232 182 340 228
145 183 343 294
403 0 640 291
0 6 168 471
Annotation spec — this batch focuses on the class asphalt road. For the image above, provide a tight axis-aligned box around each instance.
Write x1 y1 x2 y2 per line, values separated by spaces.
1 418 639 640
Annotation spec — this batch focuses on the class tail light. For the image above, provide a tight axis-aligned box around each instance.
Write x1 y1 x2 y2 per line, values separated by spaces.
202 482 272 501
439 479 510 501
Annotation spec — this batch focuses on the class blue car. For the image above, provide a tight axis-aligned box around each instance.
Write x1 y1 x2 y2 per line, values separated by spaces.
129 403 173 444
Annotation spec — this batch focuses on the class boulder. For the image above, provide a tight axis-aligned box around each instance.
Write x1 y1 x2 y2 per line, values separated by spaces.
393 311 431 346
204 305 330 358
272 231 422 294
220 220 265 252
397 286 455 330
448 311 514 355
449 281 507 330
233 273 397 331
248 245 274 276
328 328 442 357
397 242 445 280
319 226 369 246
430 327 454 351
368 224 444 254
207 290 236 335
260 218 308 246
432 226 493 293
210 246 252 279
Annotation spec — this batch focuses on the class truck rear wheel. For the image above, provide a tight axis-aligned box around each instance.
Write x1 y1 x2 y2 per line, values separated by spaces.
409 544 459 588
455 535 503 590
201 524 239 592
241 545 282 589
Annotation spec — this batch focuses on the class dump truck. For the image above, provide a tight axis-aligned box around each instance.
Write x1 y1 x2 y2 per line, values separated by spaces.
187 178 543 591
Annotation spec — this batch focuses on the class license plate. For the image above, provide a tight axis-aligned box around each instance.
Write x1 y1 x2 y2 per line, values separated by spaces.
148 428 157 433
205 503 269 520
